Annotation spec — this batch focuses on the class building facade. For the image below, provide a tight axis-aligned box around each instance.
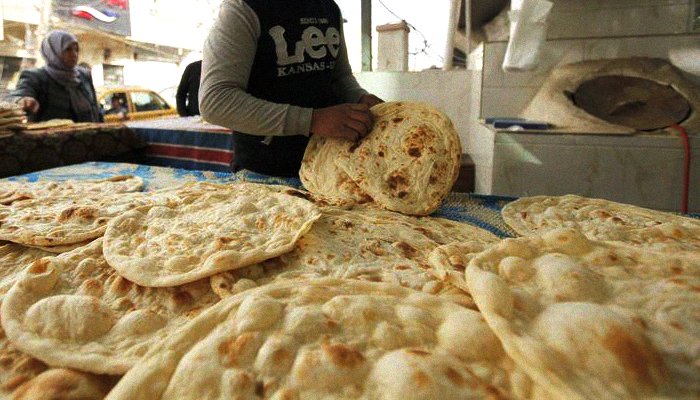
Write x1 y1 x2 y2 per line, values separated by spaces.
0 0 219 102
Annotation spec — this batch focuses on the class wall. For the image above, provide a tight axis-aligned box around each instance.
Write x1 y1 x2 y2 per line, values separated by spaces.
469 0 700 210
129 0 217 51
481 34 700 119
481 0 699 119
1 0 41 25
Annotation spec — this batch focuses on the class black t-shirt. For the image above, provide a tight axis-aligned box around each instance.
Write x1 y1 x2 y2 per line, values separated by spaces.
233 0 343 177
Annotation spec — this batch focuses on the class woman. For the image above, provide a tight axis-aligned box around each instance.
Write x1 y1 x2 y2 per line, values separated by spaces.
9 30 102 122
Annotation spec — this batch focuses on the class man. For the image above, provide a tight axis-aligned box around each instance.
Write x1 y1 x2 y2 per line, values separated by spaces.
200 0 382 177
105 95 128 120
176 60 202 116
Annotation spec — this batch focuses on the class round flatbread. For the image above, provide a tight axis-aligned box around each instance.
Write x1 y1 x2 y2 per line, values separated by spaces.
0 239 221 375
0 191 155 247
301 101 462 216
502 195 700 254
106 278 533 400
427 241 496 293
210 206 498 309
24 240 94 254
0 296 117 400
465 228 700 399
0 176 144 206
0 242 52 298
103 182 321 287
299 135 376 206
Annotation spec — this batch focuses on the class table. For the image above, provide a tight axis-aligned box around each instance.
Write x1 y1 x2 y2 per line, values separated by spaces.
3 161 519 238
0 123 145 179
125 117 233 172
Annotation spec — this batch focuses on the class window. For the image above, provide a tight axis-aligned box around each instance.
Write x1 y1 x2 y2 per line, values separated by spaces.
130 91 170 112
101 92 129 118
103 64 124 86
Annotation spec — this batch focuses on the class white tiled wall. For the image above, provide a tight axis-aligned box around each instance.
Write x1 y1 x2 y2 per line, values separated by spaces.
490 131 700 212
487 0 695 41
545 0 693 39
481 34 700 119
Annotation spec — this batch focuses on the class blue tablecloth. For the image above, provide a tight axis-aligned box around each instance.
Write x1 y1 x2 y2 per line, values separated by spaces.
125 117 233 172
3 162 519 238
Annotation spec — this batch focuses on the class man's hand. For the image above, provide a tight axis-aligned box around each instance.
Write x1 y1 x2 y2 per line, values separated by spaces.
310 103 372 141
358 93 384 108
17 97 40 114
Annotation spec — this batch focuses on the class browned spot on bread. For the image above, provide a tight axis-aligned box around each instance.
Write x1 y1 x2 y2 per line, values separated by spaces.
395 264 410 271
397 191 408 199
392 117 404 124
272 347 293 364
218 333 257 367
172 290 194 307
671 266 683 274
57 206 98 222
218 237 235 244
378 150 385 157
444 367 468 387
387 173 408 191
81 279 103 296
393 241 418 258
413 371 432 388
358 193 374 204
28 259 50 274
407 349 431 357
110 276 132 294
255 381 265 397
2 374 34 392
452 262 466 272
632 316 648 330
323 343 365 368
408 147 421 157
429 175 437 184
602 326 667 387
669 321 684 330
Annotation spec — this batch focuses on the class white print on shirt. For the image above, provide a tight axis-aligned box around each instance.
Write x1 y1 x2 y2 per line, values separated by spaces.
269 25 340 75
277 60 336 77
300 17 329 25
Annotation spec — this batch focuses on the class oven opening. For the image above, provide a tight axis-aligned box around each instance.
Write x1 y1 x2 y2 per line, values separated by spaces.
570 75 692 131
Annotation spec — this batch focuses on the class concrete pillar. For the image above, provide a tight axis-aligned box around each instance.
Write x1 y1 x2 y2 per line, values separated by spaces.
376 21 410 72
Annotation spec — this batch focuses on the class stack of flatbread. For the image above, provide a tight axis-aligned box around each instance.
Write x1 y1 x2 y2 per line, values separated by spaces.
0 173 699 399
22 119 75 131
301 101 462 216
0 102 26 138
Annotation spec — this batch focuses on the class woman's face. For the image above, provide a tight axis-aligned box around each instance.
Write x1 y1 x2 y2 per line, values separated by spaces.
61 43 80 68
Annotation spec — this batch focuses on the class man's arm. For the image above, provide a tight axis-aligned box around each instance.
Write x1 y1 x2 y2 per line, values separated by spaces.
176 64 192 116
199 0 312 136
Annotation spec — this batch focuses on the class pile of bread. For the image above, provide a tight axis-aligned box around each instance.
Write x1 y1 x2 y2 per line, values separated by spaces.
0 103 27 138
0 102 698 399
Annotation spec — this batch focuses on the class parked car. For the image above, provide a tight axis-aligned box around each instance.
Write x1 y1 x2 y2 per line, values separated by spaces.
97 86 178 122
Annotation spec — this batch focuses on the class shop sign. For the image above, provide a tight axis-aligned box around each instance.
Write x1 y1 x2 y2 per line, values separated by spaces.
53 0 131 36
